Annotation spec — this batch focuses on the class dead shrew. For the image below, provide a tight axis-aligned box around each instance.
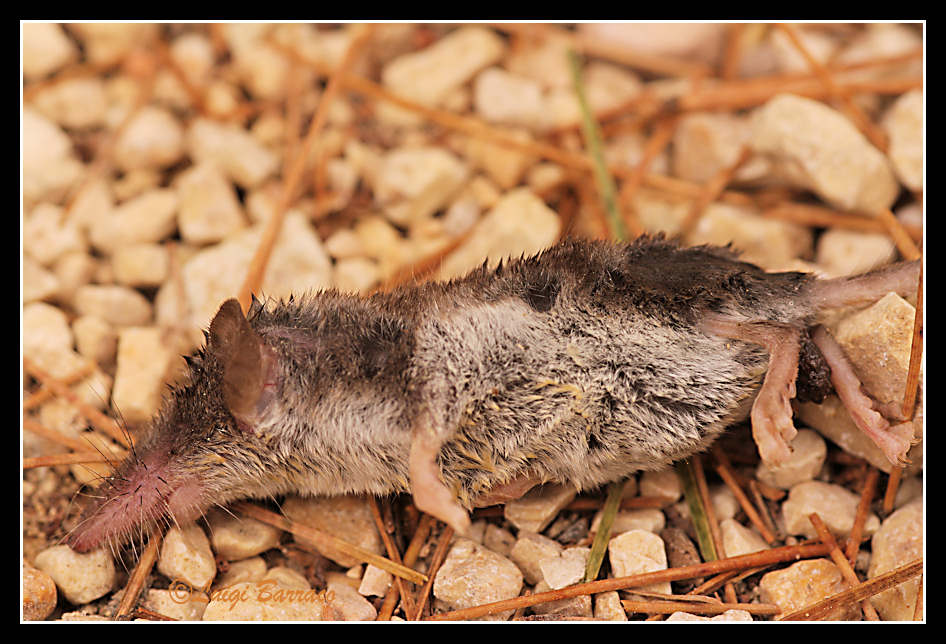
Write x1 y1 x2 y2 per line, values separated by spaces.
67 236 920 550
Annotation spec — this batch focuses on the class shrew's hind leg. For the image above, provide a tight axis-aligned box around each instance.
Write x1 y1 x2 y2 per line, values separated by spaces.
409 410 472 536
701 314 802 466
811 325 916 466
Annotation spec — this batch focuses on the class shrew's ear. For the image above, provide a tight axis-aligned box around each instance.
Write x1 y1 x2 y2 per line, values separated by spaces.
208 298 266 420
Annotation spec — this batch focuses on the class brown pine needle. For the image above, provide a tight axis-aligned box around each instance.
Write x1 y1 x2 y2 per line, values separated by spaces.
24 451 110 469
409 523 454 621
367 496 415 620
714 458 777 545
776 23 888 152
721 23 747 80
616 115 678 237
778 558 922 621
808 513 880 621
762 203 923 242
23 417 99 453
622 599 779 616
115 531 161 620
846 468 880 565
679 145 754 237
378 513 434 620
23 362 96 411
882 466 903 516
237 24 376 313
427 542 832 620
878 208 922 261
23 358 130 448
233 501 426 586
902 263 923 420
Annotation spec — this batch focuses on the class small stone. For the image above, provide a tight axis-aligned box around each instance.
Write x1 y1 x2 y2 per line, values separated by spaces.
868 499 922 620
759 558 858 620
607 529 671 594
815 229 896 277
24 203 88 267
893 476 922 510
720 519 770 558
542 62 642 130
114 106 185 171
592 508 666 536
672 112 767 183
75 285 154 328
675 484 739 523
22 107 84 208
263 566 310 590
157 523 217 591
203 580 328 621
90 188 179 253
503 483 577 533
666 609 754 622
281 495 382 568
782 480 879 539
639 468 682 502
187 118 279 189
145 589 208 621
175 162 247 245
882 89 922 191
232 43 292 101
111 326 177 424
333 257 380 293
358 564 392 597
578 23 725 64
750 93 899 216
68 23 159 66
323 228 365 260
473 67 545 128
32 76 109 130
23 23 77 80
685 202 813 269
433 538 523 621
538 546 590 590
23 301 74 357
438 188 560 281
756 428 827 489
22 561 57 621
111 243 170 288
453 128 535 190
441 197 481 238
593 591 627 621
375 146 469 228
660 527 702 574
207 509 282 561
833 292 917 403
527 163 567 197
382 27 505 108
23 255 60 303
326 575 378 621
483 524 516 557
169 32 215 86
509 531 563 585
33 545 116 605
215 557 267 588
770 26 838 73
531 579 594 618
794 395 920 475
181 213 332 330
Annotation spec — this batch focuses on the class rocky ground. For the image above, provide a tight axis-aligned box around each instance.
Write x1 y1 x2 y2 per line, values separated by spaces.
22 22 923 621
